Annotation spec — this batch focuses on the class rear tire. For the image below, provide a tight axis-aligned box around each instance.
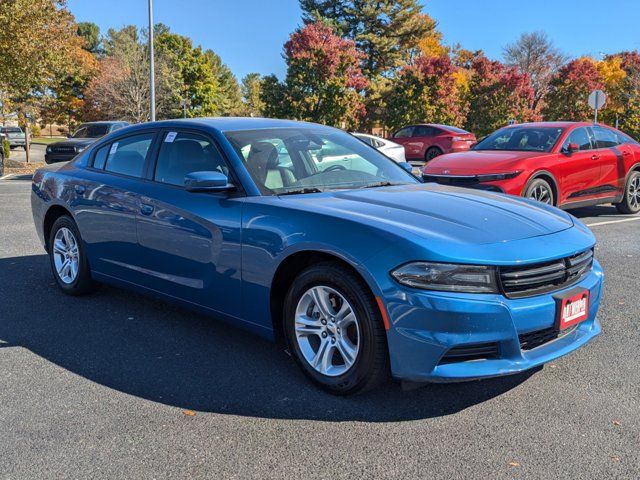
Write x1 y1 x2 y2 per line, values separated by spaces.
615 171 640 214
425 146 443 162
48 215 97 295
284 262 389 395
524 178 555 205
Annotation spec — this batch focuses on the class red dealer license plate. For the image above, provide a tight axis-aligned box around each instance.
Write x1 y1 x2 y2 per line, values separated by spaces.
558 290 590 330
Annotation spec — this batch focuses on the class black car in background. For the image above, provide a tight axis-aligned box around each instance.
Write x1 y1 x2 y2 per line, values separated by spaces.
45 121 129 164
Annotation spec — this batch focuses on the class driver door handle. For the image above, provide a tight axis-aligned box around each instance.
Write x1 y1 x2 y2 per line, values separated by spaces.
622 150 631 156
591 154 600 160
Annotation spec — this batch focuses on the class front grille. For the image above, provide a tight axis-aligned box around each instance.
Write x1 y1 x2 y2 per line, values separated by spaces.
439 342 500 364
499 249 593 299
519 325 578 351
50 146 76 154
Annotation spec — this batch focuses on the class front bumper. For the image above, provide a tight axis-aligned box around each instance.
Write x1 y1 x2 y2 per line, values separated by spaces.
45 153 76 164
383 260 603 383
8 139 25 147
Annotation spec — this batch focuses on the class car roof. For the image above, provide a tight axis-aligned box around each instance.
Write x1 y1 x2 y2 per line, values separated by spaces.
79 121 128 126
114 117 336 135
502 121 594 129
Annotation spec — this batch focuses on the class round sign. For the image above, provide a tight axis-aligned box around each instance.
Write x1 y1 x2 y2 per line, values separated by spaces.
588 90 607 110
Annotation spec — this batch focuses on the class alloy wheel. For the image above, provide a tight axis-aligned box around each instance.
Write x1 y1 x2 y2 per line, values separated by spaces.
52 227 80 284
628 175 640 210
294 285 360 377
528 184 553 204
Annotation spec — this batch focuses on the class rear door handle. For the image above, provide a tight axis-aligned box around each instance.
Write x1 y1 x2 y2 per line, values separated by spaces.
622 150 632 156
140 204 154 216
591 154 600 160
74 185 86 195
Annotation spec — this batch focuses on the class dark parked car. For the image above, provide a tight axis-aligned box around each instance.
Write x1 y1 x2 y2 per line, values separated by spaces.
31 118 602 395
0 126 26 149
45 121 129 164
390 124 476 164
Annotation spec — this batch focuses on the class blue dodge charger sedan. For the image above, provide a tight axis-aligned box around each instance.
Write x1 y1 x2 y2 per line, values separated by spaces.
31 118 602 394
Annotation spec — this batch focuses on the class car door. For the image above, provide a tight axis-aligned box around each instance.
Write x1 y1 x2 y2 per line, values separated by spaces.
556 127 602 204
135 129 243 316
73 131 158 282
407 125 432 159
591 125 626 195
390 127 414 157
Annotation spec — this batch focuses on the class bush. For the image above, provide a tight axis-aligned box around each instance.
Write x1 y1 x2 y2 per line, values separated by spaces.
2 139 9 159
30 123 41 137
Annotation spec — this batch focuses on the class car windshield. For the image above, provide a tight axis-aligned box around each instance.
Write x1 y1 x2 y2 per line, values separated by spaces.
473 127 564 152
2 127 22 133
225 127 416 194
72 124 110 138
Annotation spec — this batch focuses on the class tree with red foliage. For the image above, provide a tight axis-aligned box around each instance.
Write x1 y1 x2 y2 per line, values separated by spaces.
542 58 603 121
277 22 368 128
464 55 536 137
385 54 466 131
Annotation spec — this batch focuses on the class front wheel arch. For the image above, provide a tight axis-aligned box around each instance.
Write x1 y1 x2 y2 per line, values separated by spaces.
270 250 383 344
522 171 560 206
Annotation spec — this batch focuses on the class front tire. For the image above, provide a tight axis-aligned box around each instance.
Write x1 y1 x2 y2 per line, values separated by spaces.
48 215 97 295
284 262 389 395
525 178 555 205
616 171 640 214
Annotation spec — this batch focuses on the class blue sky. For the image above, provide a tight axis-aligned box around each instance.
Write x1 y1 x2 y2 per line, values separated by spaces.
67 0 640 81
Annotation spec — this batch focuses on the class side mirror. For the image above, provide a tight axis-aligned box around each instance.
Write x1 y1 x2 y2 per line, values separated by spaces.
566 142 579 153
399 162 413 173
184 171 236 193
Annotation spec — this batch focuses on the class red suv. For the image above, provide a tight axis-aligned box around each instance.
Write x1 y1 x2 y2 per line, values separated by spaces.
389 124 476 164
422 122 640 214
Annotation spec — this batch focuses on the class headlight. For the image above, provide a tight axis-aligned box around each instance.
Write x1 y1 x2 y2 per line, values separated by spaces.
391 262 499 293
46 146 52 153
476 171 522 182
75 146 86 153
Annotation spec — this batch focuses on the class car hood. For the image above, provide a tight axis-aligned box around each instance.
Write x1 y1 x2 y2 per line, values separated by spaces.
280 184 574 245
423 150 547 175
50 138 98 148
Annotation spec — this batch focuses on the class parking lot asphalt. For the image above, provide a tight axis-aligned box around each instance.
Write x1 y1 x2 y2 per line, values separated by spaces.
4 144 46 164
0 177 638 480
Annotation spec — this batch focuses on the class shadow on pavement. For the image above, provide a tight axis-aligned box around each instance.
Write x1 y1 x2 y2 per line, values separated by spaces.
0 254 536 422
566 204 634 219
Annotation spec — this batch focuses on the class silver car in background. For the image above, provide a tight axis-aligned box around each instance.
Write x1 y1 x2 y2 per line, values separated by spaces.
0 126 26 149
353 132 406 163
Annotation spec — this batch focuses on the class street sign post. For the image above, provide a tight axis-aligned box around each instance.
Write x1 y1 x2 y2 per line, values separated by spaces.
588 90 606 123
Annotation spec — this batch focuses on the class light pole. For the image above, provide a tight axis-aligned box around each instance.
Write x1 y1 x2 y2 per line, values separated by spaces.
148 0 156 122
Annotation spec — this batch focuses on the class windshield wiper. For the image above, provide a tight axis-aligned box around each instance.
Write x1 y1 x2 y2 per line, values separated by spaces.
361 181 402 189
278 187 323 196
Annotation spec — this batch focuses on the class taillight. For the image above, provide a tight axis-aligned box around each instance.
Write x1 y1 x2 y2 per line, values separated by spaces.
451 136 464 142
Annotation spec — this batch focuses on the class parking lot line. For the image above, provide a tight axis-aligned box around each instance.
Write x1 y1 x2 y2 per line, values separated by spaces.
586 217 640 227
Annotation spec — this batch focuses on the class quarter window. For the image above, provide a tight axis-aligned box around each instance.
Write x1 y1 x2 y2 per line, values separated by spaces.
154 131 228 186
93 144 110 169
104 133 154 178
592 126 620 148
562 127 593 151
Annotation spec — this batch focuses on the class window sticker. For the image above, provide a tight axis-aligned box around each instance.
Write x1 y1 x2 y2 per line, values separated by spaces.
109 142 119 155
165 132 178 143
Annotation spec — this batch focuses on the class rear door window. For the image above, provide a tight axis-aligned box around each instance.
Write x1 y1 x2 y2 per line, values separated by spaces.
592 126 620 148
413 126 433 137
104 133 155 178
